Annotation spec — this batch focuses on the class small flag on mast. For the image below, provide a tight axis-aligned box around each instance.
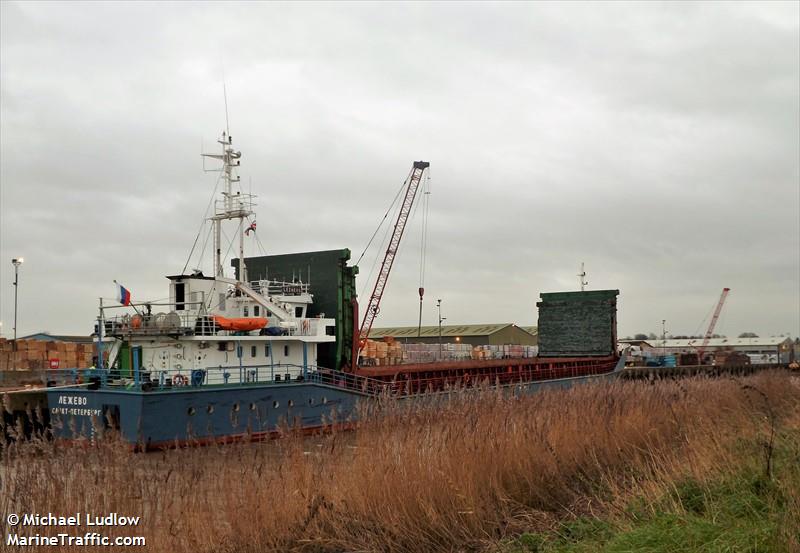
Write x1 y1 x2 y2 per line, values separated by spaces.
245 221 257 236
114 280 132 306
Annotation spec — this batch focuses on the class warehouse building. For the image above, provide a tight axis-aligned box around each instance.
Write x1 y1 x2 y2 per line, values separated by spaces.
368 323 537 346
619 336 795 364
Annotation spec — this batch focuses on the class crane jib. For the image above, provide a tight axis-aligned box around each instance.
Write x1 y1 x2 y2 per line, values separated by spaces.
356 162 430 358
697 287 731 361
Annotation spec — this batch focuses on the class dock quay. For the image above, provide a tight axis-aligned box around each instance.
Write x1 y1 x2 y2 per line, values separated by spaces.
621 363 791 380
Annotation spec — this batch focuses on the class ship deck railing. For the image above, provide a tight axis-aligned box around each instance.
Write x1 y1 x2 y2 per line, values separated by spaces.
101 307 203 337
248 279 310 296
100 310 332 338
26 362 795 398
34 365 393 397
30 359 618 398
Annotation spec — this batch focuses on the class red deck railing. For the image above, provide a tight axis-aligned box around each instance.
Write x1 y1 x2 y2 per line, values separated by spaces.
353 356 618 395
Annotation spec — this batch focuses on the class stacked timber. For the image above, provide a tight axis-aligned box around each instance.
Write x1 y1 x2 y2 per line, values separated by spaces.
471 345 538 360
362 338 403 366
714 351 751 366
403 343 472 363
360 339 539 365
0 338 95 371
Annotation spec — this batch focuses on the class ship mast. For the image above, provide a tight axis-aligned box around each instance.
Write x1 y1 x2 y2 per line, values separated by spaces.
203 132 253 283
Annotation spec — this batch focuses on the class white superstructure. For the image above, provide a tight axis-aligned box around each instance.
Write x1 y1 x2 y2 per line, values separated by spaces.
98 131 335 386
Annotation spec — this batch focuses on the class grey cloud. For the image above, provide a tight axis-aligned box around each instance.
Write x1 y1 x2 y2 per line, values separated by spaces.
1 1 797 339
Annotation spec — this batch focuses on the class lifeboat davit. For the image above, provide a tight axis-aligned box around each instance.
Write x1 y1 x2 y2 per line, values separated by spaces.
211 316 268 332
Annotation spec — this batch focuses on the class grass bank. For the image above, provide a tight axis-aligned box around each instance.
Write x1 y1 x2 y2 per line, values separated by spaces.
506 427 799 552
2 371 798 552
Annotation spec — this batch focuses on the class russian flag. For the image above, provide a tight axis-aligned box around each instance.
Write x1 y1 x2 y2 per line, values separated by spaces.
115 281 132 306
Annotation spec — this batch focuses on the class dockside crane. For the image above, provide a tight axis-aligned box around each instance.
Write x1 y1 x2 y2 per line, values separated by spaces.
696 287 730 364
351 161 431 369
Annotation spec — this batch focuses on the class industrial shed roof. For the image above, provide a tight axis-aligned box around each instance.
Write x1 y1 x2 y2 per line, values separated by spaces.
368 323 535 339
620 337 793 348
520 326 538 336
17 332 94 343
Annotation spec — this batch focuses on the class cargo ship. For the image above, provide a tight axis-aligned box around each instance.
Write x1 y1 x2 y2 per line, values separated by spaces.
42 129 624 449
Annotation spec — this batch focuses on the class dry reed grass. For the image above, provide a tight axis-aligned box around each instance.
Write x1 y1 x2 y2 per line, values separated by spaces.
2 371 798 552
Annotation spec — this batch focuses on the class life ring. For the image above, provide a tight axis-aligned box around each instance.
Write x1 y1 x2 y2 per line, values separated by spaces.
173 374 187 387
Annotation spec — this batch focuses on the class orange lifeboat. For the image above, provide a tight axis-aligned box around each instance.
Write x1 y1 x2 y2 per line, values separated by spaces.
211 316 268 332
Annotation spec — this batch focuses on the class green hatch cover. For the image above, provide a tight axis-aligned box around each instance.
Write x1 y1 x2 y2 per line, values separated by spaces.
536 289 619 357
234 249 358 371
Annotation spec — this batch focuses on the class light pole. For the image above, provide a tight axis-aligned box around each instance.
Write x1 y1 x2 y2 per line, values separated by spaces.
418 287 424 338
661 319 666 358
11 258 23 343
437 299 446 361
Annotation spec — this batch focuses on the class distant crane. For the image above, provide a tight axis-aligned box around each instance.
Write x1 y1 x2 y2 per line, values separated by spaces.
696 287 731 364
352 161 431 367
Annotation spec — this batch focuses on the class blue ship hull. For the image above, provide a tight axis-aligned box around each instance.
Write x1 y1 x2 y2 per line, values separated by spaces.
47 356 625 449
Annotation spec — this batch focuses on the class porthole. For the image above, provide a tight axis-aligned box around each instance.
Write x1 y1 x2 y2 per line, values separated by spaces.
207 405 215 414
307 398 314 406
188 407 196 416
232 403 240 412
287 400 294 408
272 401 279 409
249 402 257 411
321 397 328 405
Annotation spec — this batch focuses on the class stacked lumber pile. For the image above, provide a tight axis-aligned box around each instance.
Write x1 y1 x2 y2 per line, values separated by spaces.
0 338 95 370
360 338 540 366
471 344 538 360
362 338 403 366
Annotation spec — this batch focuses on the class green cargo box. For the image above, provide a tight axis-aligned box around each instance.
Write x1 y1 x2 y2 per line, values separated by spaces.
234 249 358 371
536 290 619 357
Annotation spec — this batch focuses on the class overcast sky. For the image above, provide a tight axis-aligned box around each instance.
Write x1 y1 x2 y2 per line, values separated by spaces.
1 1 798 340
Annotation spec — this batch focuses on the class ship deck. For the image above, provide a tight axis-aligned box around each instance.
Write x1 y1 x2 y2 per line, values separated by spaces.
353 355 619 393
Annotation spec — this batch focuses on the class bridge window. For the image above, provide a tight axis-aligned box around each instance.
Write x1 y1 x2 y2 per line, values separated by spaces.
295 307 303 318
264 344 271 357
254 305 260 317
284 345 289 357
244 306 249 317
175 282 185 311
251 345 257 358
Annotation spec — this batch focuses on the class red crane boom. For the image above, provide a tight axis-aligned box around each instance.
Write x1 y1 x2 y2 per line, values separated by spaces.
354 161 430 365
697 287 730 363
